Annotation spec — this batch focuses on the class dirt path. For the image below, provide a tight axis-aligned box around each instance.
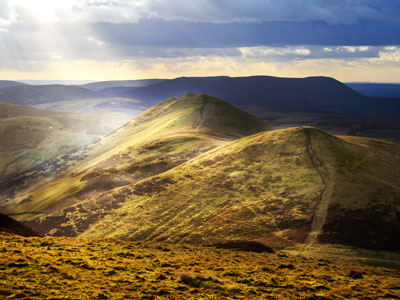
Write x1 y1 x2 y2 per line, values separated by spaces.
195 98 208 134
303 128 331 249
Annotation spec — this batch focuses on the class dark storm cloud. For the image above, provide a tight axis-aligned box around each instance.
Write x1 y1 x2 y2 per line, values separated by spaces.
89 19 400 48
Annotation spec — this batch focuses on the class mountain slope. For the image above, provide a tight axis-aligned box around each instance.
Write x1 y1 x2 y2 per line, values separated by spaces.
0 214 41 237
0 84 100 105
33 97 147 115
103 75 400 117
82 79 165 92
347 83 400 98
0 102 132 200
2 94 271 223
30 126 400 251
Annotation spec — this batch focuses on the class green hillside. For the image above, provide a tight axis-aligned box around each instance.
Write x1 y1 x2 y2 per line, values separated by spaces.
25 126 400 251
2 94 271 222
0 102 132 200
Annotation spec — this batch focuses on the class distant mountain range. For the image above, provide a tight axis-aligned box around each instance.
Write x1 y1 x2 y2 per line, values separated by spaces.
2 76 400 118
98 76 400 118
346 83 400 98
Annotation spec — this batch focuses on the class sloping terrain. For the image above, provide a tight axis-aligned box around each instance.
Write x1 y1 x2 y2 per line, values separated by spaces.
33 97 147 115
102 75 400 117
2 232 400 300
244 106 400 144
0 84 100 105
27 126 400 251
0 214 41 237
347 83 400 98
1 94 271 225
0 80 26 89
81 79 165 92
0 102 132 200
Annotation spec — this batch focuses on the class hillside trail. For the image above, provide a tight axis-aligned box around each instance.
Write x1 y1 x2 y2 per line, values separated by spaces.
303 128 334 250
195 98 208 134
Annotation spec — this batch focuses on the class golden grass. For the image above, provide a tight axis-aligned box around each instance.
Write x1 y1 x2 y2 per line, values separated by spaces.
6 94 271 225
1 232 400 300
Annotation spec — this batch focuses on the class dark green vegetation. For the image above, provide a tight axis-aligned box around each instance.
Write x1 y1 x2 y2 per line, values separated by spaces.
0 102 132 202
1 231 400 299
1 94 271 228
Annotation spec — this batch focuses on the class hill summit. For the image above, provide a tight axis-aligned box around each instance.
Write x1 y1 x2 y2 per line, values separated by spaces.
2 94 271 226
24 125 400 251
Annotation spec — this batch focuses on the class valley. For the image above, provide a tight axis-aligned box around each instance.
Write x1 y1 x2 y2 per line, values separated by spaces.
0 77 399 300
2 1 400 298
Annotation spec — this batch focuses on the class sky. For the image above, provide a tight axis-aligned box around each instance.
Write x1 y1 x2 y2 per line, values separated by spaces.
0 0 400 82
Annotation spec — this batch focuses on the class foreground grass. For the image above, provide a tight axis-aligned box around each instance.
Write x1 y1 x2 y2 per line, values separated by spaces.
1 232 400 299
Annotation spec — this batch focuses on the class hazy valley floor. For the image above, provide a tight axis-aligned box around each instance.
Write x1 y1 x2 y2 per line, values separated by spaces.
1 232 400 300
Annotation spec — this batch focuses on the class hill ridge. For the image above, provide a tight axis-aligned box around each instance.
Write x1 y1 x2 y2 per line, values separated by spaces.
63 126 400 251
3 94 271 226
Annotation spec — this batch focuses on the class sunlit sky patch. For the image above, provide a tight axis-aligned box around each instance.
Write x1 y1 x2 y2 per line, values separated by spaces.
0 0 400 82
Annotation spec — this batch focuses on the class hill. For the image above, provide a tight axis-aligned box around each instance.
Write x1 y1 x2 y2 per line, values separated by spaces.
0 102 132 200
101 75 400 118
0 101 55 118
0 80 26 89
24 126 400 251
82 79 165 92
0 84 100 105
0 214 41 237
1 94 271 223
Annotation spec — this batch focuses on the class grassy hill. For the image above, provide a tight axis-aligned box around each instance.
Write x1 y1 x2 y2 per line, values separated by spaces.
0 84 100 105
0 102 132 201
1 94 271 223
2 232 399 299
24 126 400 251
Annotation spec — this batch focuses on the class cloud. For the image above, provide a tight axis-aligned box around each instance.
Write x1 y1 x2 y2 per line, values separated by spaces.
0 0 16 31
239 45 380 62
87 20 400 48
2 0 400 28
1 0 400 81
